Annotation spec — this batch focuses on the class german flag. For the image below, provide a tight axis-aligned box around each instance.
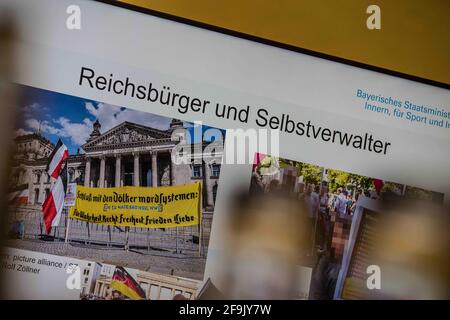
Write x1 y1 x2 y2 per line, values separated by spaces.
110 267 146 300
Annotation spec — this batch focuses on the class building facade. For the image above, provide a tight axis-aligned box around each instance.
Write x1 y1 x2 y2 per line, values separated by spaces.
10 119 222 210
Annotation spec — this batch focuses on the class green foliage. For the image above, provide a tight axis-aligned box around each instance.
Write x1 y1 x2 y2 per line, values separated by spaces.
382 182 403 194
326 169 350 193
278 159 322 185
348 174 373 191
299 164 322 185
326 170 373 193
257 156 377 195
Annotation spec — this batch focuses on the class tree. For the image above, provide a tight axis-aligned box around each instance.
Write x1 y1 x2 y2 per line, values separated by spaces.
255 155 278 175
257 157 323 186
326 169 350 193
299 164 322 185
326 170 374 194
348 174 373 192
278 158 302 176
382 182 403 194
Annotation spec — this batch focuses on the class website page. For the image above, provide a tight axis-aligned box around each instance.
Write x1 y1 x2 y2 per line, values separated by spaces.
0 0 449 300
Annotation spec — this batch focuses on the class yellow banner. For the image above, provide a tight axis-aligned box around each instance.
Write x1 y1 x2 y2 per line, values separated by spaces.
69 183 202 228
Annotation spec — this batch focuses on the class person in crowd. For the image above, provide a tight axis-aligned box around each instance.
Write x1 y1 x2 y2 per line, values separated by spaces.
310 185 320 220
350 192 360 214
318 190 330 249
301 184 315 253
334 188 348 215
328 191 336 210
309 185 321 248
331 189 340 213
309 248 341 300
112 291 124 300
268 179 281 193
104 289 114 300
249 172 264 195
297 183 306 201
319 190 329 214
346 193 353 215
302 184 312 216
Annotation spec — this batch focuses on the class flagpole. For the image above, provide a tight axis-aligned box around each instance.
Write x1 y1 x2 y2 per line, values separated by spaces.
175 226 178 254
64 212 71 243
198 182 202 257
198 219 202 257
125 227 130 251
64 159 70 243
42 138 68 237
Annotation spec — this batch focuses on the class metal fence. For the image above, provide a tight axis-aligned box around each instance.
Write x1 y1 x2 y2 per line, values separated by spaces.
7 205 212 258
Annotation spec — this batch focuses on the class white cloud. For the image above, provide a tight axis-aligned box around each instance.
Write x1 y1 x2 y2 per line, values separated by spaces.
22 103 49 115
25 118 61 135
55 117 93 145
25 118 40 131
22 102 40 113
22 101 172 148
84 102 171 133
15 128 33 136
24 116 92 146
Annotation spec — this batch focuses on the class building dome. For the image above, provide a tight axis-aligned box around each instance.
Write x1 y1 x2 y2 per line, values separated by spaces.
88 119 101 141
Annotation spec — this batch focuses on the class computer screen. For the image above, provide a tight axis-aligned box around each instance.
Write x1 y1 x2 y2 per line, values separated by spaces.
0 0 448 300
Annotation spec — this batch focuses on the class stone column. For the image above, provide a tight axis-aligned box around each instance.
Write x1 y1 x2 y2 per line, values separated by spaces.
99 156 106 187
84 158 91 187
170 156 176 186
115 155 121 187
26 168 33 205
38 170 46 203
133 152 140 186
151 151 158 187
18 170 24 185
204 162 214 208
94 282 100 296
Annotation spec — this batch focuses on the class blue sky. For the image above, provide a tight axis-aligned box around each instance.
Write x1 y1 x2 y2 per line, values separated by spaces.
16 85 223 154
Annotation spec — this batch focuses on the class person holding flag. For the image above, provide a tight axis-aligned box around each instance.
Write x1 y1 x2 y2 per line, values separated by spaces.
109 267 146 300
42 138 69 234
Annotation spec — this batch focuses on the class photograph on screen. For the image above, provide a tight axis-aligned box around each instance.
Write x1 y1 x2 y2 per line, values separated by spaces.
250 152 444 299
6 84 224 284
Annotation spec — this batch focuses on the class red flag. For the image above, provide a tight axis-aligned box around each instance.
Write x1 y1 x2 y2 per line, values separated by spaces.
252 152 267 172
373 179 384 194
46 139 68 179
42 165 67 234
